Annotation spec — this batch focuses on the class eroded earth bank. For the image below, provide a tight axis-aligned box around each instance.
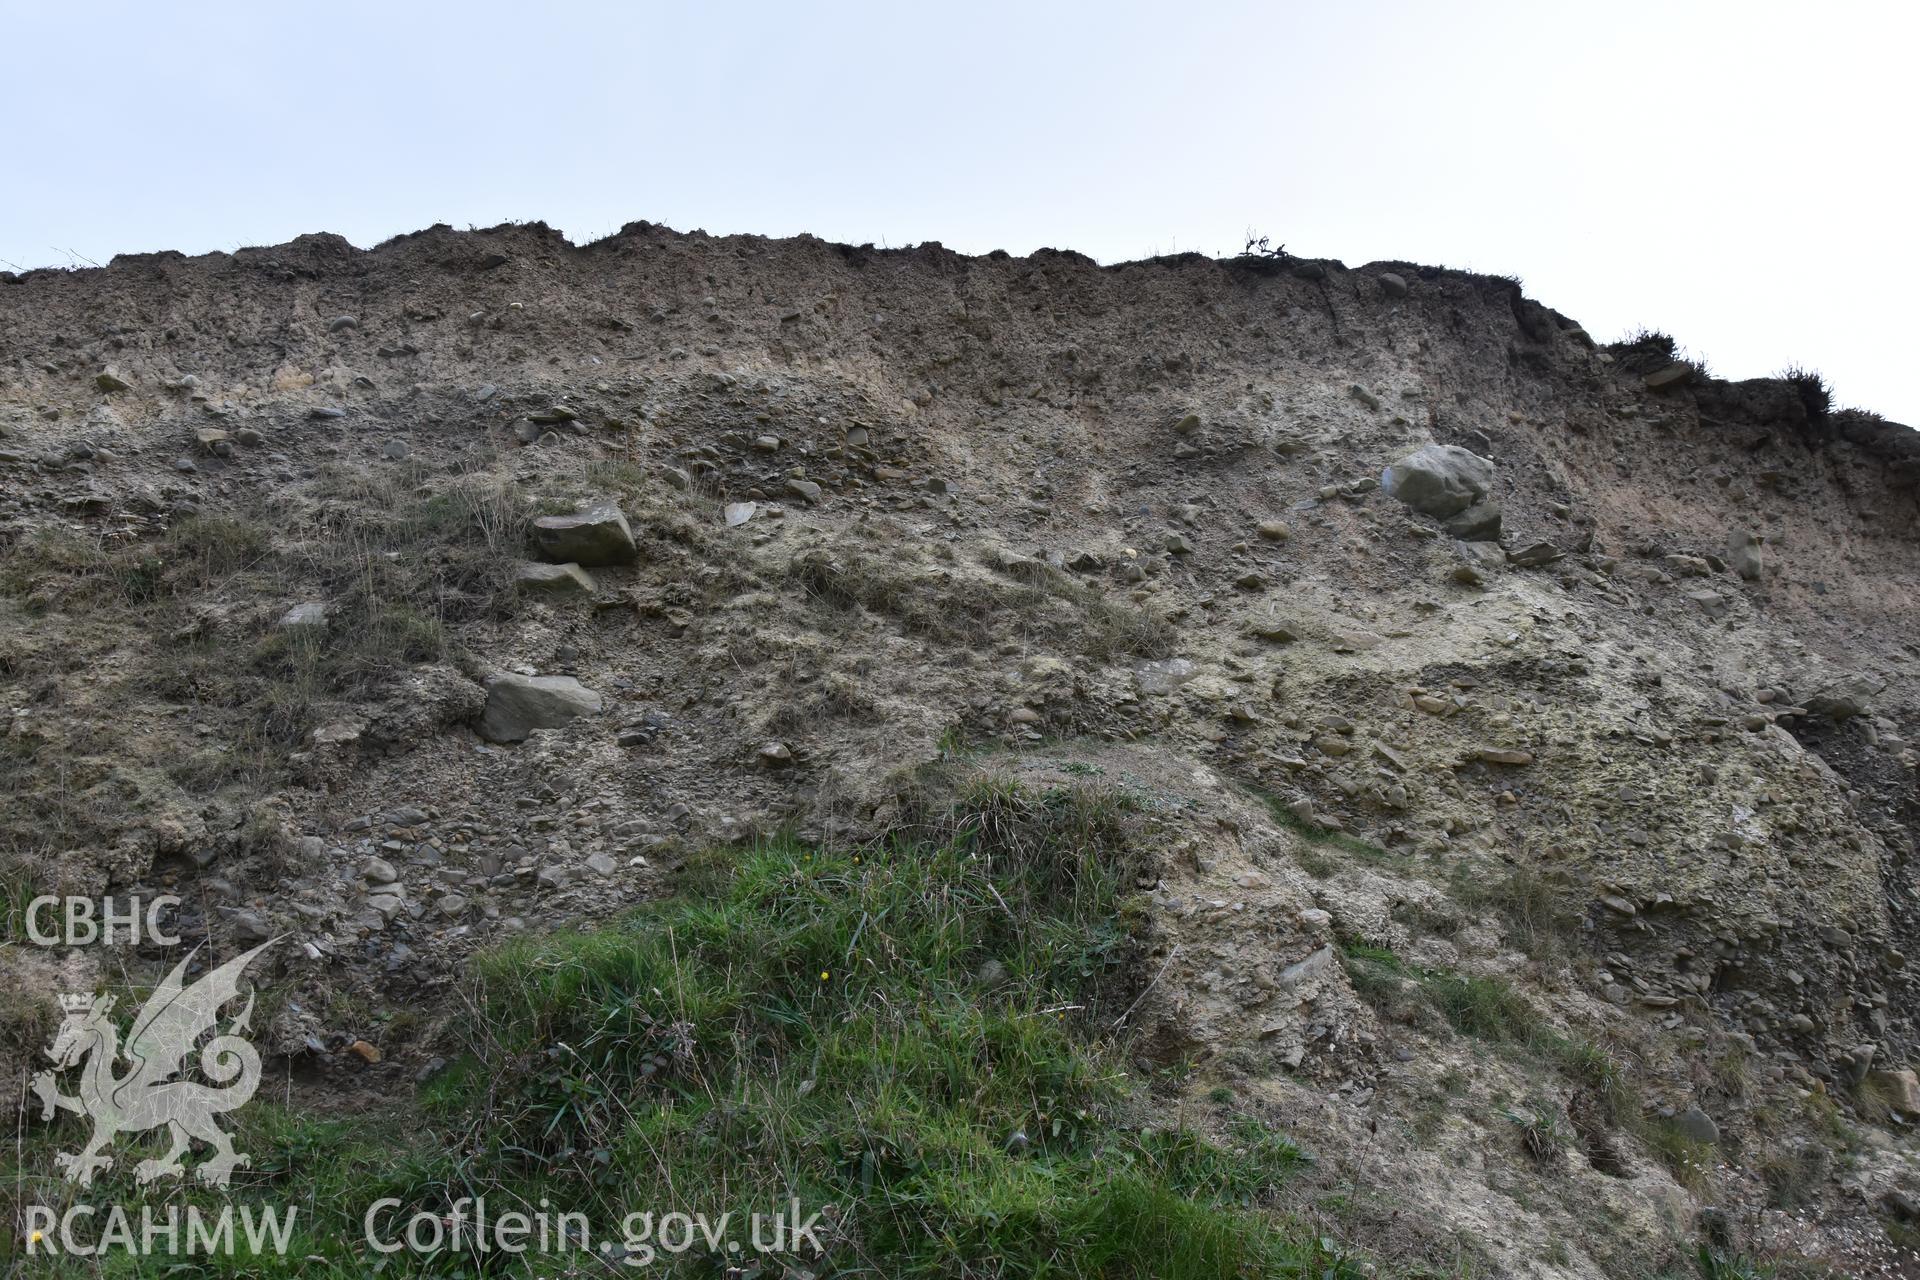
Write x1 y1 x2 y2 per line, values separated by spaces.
2 223 1918 1277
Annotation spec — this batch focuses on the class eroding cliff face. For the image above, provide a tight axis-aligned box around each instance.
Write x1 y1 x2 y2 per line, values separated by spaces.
2 223 1916 1276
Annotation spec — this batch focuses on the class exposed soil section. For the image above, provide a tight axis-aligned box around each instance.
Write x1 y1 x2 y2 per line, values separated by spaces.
3 221 1917 1277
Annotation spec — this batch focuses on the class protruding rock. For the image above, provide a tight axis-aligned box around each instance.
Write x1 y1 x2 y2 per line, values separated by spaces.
477 674 603 743
278 602 330 629
95 367 130 393
1803 672 1885 720
1476 747 1534 766
1381 444 1493 518
1674 1105 1719 1145
1644 362 1695 391
1277 946 1335 988
1134 658 1196 695
1505 541 1562 568
1685 589 1729 616
1869 1069 1920 1116
513 562 596 595
1727 530 1764 581
531 504 637 567
1443 501 1502 542
1250 618 1298 643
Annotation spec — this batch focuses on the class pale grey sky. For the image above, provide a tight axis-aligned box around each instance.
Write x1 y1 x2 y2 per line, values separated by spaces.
3 0 1913 424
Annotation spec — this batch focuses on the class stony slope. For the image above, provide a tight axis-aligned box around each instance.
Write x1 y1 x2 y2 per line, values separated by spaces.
2 221 1918 1277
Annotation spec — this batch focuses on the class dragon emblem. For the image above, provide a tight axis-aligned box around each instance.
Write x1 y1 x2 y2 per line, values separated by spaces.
30 940 274 1187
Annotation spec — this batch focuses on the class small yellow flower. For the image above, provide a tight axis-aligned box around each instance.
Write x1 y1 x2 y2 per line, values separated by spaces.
29 1231 44 1245
820 971 831 981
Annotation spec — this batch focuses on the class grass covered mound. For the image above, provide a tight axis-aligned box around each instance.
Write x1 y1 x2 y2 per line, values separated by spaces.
10 781 1353 1277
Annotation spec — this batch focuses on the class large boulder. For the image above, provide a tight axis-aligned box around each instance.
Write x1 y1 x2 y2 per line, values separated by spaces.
530 504 637 567
1381 444 1493 519
477 674 603 744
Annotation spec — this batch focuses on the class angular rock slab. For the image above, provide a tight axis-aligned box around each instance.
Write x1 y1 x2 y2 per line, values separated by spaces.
477 674 603 744
531 503 637 566
278 601 331 629
1443 500 1502 542
513 561 597 595
1381 444 1493 519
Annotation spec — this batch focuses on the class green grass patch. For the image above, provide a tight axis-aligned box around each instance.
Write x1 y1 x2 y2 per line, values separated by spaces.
1338 943 1709 1189
1259 796 1401 875
10 782 1356 1278
1423 970 1543 1043
1447 865 1580 963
